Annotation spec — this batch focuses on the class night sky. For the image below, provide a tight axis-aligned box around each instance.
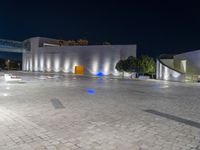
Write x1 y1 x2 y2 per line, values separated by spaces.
0 0 200 60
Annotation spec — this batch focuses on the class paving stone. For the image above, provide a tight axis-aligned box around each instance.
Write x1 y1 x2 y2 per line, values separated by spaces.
0 72 200 149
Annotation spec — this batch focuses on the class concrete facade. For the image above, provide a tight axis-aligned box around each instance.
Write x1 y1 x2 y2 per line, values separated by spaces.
22 37 136 76
156 59 185 82
157 50 200 82
174 50 200 75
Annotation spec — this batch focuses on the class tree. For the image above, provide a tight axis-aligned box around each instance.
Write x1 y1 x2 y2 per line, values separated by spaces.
139 55 156 77
115 56 139 78
115 55 156 78
115 60 125 72
116 60 127 77
125 56 139 73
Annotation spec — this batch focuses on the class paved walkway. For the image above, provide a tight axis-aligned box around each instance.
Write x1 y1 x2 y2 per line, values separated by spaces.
0 73 200 150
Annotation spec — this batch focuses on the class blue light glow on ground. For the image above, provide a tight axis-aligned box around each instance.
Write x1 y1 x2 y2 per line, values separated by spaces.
87 88 95 95
96 72 104 77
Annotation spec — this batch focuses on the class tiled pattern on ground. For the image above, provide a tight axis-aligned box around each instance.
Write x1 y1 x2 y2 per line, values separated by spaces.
0 72 200 149
0 107 81 150
0 106 200 150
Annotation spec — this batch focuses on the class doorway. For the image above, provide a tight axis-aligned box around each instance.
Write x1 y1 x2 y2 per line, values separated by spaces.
75 66 84 75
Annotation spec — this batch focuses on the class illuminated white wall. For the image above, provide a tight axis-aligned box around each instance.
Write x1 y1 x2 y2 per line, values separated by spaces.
180 60 187 73
22 37 136 76
174 50 200 75
157 50 200 82
156 59 185 82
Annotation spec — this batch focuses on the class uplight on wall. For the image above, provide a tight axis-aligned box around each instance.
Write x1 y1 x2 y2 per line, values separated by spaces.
91 59 99 75
29 58 32 71
181 60 187 73
112 69 120 76
159 63 162 79
40 55 44 71
103 60 110 75
164 66 169 80
112 60 120 76
72 60 78 73
34 56 38 71
3 93 8 97
54 56 60 72
64 59 70 72
46 56 51 72
173 71 180 78
26 59 29 71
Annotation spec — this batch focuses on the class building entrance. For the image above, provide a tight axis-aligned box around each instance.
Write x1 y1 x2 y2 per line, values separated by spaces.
75 66 84 75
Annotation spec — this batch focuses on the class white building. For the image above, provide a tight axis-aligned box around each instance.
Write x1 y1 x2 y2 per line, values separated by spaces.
157 50 200 82
22 37 137 76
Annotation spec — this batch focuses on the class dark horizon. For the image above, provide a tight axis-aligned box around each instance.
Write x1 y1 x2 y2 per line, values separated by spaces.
0 0 200 59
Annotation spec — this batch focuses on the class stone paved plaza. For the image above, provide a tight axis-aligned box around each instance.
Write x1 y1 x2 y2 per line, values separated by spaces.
0 72 200 150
